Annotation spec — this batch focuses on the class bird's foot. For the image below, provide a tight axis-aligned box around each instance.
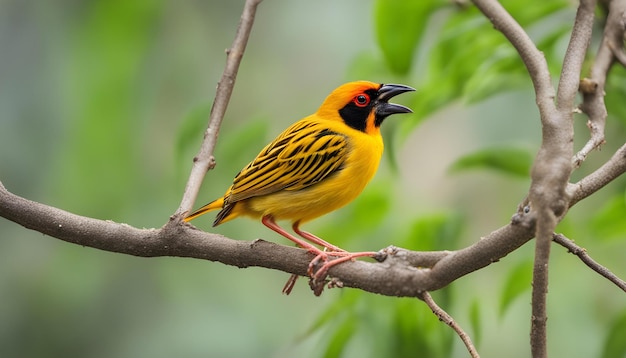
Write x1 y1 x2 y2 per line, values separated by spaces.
282 250 374 296
306 250 379 296
281 247 346 295
283 248 387 296
306 249 355 276
310 251 377 279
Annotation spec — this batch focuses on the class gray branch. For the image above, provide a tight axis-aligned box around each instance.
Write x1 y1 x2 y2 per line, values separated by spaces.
471 0 596 357
3 136 625 297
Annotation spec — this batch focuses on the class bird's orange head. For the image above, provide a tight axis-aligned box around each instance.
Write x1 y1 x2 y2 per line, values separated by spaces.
316 81 414 135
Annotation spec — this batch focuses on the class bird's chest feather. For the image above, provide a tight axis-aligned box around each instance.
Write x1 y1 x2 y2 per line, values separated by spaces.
332 133 383 200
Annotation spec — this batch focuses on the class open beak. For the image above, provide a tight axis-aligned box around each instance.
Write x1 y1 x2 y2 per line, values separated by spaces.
375 83 415 118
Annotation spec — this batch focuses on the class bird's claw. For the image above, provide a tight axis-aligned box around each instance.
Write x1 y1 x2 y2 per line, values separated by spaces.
282 274 299 295
287 250 378 296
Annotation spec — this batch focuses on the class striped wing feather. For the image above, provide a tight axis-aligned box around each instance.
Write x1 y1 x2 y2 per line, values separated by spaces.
225 120 348 204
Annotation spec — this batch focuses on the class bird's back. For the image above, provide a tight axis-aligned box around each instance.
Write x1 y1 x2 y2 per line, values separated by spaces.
214 115 383 225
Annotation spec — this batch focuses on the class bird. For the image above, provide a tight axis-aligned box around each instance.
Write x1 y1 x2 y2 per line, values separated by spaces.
184 81 414 294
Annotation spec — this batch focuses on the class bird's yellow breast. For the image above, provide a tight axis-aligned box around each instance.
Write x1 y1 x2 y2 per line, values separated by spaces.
239 117 383 224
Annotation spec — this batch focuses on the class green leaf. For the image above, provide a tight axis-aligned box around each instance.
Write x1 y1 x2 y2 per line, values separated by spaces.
462 46 528 103
382 120 400 174
305 291 363 358
374 0 442 75
322 317 357 358
213 118 269 171
300 290 360 340
313 180 393 247
590 194 626 241
504 0 570 24
469 299 482 347
175 103 211 172
345 51 396 80
499 260 533 316
605 67 626 125
405 213 463 251
176 107 270 175
449 146 533 177
402 0 570 130
601 309 626 358
409 8 503 122
537 25 574 74
350 184 392 230
49 0 163 216
391 298 454 357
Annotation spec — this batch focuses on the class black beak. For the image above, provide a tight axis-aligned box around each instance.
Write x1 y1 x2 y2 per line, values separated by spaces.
375 83 415 119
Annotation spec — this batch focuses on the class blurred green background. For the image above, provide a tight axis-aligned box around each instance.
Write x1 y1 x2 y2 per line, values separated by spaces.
1 0 626 357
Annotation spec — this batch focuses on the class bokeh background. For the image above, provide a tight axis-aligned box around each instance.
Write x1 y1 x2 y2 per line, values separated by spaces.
1 0 626 357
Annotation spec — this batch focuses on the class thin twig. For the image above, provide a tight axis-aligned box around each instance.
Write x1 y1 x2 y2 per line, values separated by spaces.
176 0 263 217
568 142 626 206
612 43 626 67
418 291 480 358
553 233 626 292
557 0 595 112
575 0 626 167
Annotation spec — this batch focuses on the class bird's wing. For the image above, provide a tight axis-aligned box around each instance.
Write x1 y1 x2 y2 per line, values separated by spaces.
225 120 348 204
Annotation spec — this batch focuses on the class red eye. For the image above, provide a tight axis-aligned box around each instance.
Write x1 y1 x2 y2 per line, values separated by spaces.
353 93 370 107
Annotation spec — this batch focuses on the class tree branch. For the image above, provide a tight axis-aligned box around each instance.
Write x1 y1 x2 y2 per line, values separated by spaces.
553 233 626 292
419 291 480 358
557 0 595 112
4 140 624 298
176 0 263 217
471 0 556 119
527 1 595 356
568 141 626 206
472 1 596 357
1 180 526 297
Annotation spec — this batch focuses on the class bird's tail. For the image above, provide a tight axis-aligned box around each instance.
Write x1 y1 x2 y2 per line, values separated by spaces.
184 198 224 222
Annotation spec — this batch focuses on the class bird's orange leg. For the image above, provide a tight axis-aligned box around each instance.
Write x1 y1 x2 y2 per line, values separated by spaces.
292 221 378 277
262 215 328 256
262 215 378 294
262 215 330 294
292 222 345 253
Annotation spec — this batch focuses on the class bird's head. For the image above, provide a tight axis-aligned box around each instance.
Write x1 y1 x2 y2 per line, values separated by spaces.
316 81 414 135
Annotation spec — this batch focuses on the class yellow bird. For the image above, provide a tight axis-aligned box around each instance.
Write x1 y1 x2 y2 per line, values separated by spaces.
185 81 414 293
